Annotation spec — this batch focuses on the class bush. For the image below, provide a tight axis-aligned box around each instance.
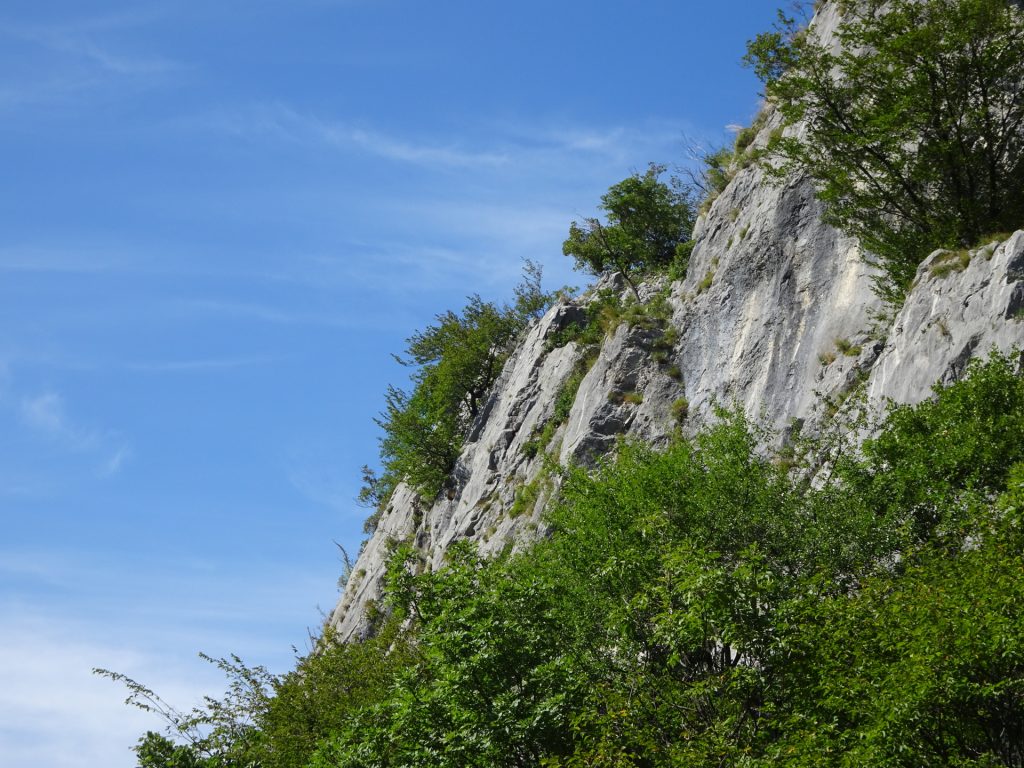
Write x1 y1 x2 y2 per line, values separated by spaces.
670 396 689 423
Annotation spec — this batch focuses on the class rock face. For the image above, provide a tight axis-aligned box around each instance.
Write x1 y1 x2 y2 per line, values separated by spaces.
329 8 1024 641
867 233 1024 406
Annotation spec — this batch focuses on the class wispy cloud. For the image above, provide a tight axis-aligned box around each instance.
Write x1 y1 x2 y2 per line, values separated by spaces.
337 124 510 168
18 29 176 77
16 390 131 477
199 103 510 170
195 103 697 176
21 392 71 435
100 445 132 477
124 356 275 373
0 7 180 76
0 11 181 112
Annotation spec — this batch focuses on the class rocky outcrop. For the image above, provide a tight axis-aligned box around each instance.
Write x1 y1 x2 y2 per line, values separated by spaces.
868 233 1024 405
328 3 1024 639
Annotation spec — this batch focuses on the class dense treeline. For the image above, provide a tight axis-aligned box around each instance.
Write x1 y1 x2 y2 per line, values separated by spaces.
110 351 1024 767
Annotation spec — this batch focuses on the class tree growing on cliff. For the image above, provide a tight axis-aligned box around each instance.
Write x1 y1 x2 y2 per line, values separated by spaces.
563 164 695 298
745 0 1024 302
369 267 559 508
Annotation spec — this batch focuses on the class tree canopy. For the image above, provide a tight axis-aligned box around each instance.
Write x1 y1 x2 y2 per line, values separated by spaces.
562 164 695 297
746 0 1024 301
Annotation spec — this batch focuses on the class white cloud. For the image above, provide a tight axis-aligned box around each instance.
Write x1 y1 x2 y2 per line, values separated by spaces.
0 545 341 766
190 103 698 178
20 392 67 435
99 445 132 477
197 103 510 170
15 389 131 477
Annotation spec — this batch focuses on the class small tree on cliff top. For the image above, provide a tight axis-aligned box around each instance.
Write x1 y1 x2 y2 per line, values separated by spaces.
563 164 695 298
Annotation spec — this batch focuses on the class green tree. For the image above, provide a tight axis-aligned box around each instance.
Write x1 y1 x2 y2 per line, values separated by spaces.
370 267 559 508
96 654 275 768
746 0 1024 302
563 164 695 298
373 295 522 504
256 625 413 768
312 542 593 768
134 731 205 768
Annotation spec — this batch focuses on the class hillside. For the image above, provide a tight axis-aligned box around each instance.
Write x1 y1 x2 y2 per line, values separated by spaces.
331 57 1024 640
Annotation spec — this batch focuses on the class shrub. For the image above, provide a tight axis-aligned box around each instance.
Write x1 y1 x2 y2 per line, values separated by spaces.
834 337 861 357
670 396 689 423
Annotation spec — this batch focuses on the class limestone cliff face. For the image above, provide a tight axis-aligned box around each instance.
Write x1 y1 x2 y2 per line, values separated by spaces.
329 7 1024 640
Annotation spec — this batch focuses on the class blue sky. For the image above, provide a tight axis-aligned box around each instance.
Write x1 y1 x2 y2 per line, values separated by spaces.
0 2 781 765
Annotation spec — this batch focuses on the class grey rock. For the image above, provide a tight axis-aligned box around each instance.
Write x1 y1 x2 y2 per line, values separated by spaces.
867 233 1024 405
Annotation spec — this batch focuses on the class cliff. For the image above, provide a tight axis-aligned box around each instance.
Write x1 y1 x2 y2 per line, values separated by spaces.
329 4 1024 640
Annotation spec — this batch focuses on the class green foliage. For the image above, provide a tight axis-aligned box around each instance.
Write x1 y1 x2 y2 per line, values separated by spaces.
312 541 592 767
114 351 1024 767
696 268 714 294
512 258 558 321
521 420 558 460
545 289 623 353
835 350 1024 544
670 396 689 423
668 239 695 281
834 336 861 357
767 481 1024 766
256 626 412 768
134 732 205 768
553 355 596 426
746 0 1024 303
371 266 558 504
96 654 275 768
694 147 736 214
930 248 973 278
509 475 544 518
734 109 770 159
563 164 695 297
